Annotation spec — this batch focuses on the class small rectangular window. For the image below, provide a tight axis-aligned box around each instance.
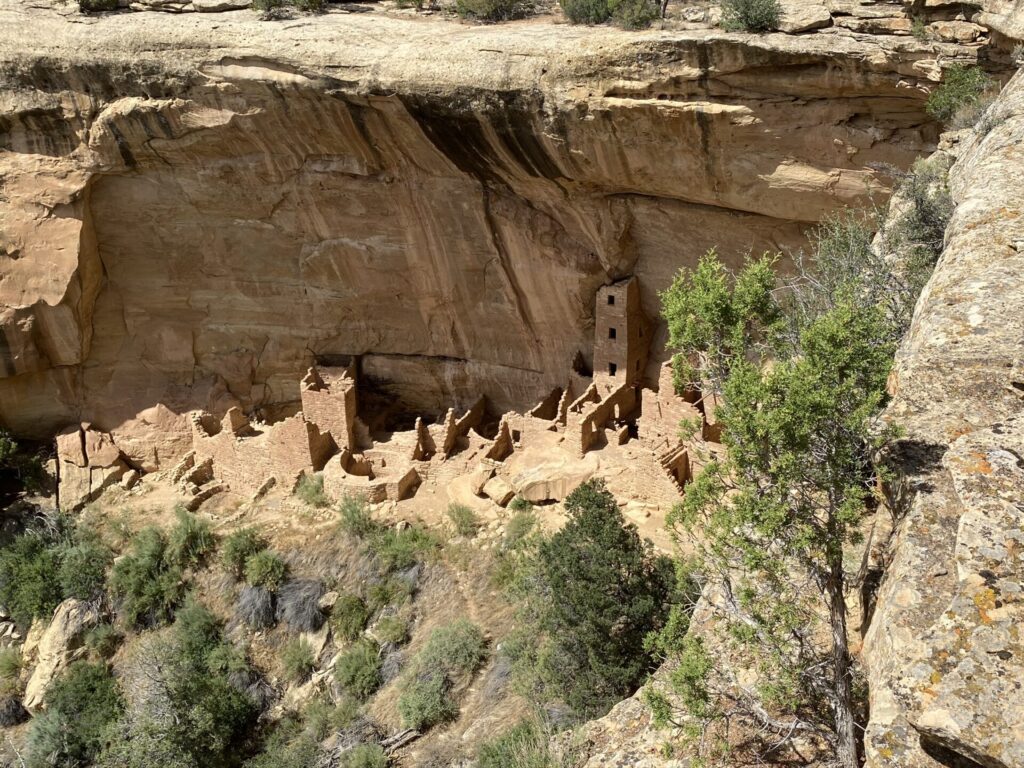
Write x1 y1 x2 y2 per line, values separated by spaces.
609 362 617 376
636 360 640 371
607 295 615 305
609 327 617 339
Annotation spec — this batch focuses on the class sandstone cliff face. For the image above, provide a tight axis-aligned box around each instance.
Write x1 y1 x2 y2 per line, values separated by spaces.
864 69 1024 768
0 3 968 467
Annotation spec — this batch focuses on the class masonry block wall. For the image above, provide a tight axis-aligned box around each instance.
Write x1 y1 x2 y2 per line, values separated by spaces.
593 277 648 385
191 410 333 493
301 366 357 452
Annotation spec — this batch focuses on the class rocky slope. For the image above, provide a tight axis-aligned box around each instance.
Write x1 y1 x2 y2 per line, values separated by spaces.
0 0 977 470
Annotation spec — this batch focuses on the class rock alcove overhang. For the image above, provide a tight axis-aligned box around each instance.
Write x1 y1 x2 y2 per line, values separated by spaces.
0 8 956 468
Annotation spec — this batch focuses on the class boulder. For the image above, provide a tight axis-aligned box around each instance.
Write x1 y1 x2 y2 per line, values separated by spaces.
482 476 515 507
23 599 101 711
929 19 986 42
777 0 832 33
193 0 250 9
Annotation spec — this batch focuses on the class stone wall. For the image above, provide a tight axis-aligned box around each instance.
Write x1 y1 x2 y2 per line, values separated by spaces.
190 408 333 494
593 277 648 385
300 366 357 452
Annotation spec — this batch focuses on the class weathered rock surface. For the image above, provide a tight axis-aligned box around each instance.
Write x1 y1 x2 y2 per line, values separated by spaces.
23 598 101 711
864 69 1024 768
0 2 975 467
978 0 1024 43
55 423 131 510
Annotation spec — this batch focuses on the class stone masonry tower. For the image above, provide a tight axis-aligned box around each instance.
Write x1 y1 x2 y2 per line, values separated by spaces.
593 277 648 386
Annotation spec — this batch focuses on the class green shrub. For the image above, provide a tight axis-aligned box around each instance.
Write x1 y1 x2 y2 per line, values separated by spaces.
418 618 487 675
374 614 410 645
341 744 389 768
455 0 530 21
166 508 216 569
282 638 316 683
477 720 558 768
85 623 122 659
221 527 268 579
719 0 780 31
244 550 288 592
27 661 123 768
252 0 286 11
0 647 20 680
0 520 113 626
911 16 928 41
171 599 230 668
58 536 112 602
244 732 321 768
153 620 254 765
338 495 378 538
494 509 539 587
397 671 457 730
0 529 63 626
503 509 537 549
508 496 533 513
397 619 487 731
926 65 994 123
109 526 185 628
559 0 612 24
332 593 370 642
886 157 954 276
365 576 414 613
446 503 480 538
334 639 382 700
295 474 330 508
304 695 360 740
293 0 325 10
366 525 437 574
612 0 658 29
0 429 45 493
98 599 257 768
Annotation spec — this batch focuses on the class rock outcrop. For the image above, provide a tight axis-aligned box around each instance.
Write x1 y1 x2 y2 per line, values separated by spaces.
22 598 101 711
864 69 1024 768
0 1 980 468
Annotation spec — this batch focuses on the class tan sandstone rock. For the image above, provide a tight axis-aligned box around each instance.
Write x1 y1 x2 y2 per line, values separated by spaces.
864 68 1024 768
23 599 101 711
777 0 832 33
0 1 965 469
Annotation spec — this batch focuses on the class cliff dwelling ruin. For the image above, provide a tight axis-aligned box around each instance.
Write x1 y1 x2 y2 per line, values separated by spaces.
53 276 719 516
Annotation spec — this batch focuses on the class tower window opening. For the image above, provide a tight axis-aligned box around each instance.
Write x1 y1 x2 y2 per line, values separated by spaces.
609 362 618 376
609 327 617 339
607 295 615 305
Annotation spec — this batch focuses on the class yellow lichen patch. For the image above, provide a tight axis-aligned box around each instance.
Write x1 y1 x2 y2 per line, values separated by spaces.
973 587 997 624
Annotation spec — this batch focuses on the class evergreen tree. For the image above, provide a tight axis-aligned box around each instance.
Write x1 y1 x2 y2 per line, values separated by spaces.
654 236 906 768
510 480 678 719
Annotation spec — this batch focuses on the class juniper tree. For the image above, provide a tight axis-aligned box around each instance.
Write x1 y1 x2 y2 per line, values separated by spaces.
654 235 905 768
507 479 679 719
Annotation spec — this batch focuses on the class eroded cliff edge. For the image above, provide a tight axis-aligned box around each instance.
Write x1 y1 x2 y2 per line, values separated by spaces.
0 1 975 468
864 68 1024 768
